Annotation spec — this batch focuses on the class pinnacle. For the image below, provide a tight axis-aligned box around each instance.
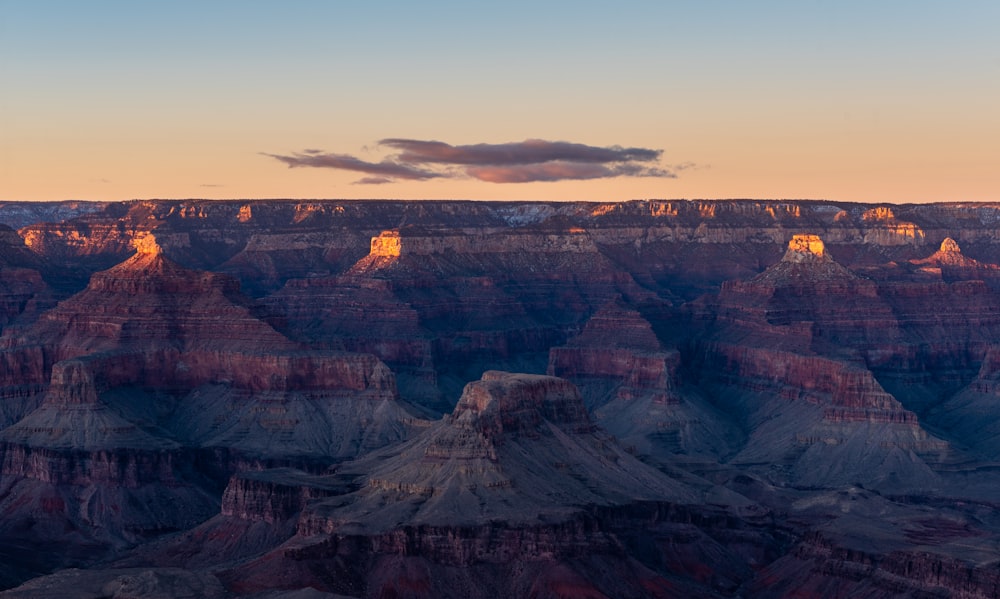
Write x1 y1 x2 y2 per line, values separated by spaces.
939 237 961 254
911 235 988 269
747 233 858 286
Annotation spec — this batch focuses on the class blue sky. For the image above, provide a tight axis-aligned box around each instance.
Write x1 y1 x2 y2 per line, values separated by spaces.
2 1 998 202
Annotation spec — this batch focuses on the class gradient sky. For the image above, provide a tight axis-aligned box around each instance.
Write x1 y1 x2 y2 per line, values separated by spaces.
2 1 998 203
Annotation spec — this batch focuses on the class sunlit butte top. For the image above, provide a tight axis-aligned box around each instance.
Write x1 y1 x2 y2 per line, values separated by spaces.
782 234 829 263
370 230 402 257
131 233 163 256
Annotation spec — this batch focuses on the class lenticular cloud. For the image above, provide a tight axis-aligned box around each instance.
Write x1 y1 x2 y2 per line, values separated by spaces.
265 138 681 184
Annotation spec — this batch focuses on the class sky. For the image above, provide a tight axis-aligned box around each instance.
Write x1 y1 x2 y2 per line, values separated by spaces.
1 1 998 203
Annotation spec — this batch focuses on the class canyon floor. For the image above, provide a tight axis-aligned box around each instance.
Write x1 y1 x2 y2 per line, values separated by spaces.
1 199 999 598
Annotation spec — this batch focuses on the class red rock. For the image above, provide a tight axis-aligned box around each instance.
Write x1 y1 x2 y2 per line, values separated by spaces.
9 201 1000 596
548 299 675 397
262 275 440 407
909 236 1000 282
0 226 55 331
0 234 403 399
685 235 955 488
0 235 416 589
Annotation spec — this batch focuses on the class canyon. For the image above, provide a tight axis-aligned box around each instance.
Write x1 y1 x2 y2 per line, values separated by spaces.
1 199 1000 597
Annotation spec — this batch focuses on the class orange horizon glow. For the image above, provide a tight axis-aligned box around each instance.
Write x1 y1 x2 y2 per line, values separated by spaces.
1 3 997 205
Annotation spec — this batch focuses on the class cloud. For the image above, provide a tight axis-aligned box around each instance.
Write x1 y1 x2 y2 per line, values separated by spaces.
467 161 676 183
670 161 702 172
262 151 440 181
264 138 683 184
380 138 662 166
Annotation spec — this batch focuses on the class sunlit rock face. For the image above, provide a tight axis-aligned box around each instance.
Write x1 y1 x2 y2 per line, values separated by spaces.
940 237 961 254
130 231 162 255
369 230 402 257
750 233 862 287
782 234 830 263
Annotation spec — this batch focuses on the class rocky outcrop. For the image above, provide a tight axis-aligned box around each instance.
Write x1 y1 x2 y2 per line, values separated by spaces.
221 469 348 524
348 226 611 276
692 344 948 490
450 371 592 436
19 199 1000 291
0 235 299 390
548 300 738 461
909 236 1000 283
752 485 1000 599
547 299 671 397
700 343 906 414
262 275 440 408
0 226 55 332
707 234 898 348
223 501 775 599
218 230 368 296
207 372 769 598
1 443 195 488
0 446 221 587
0 233 411 457
684 235 954 489
0 347 405 460
265 224 657 413
691 232 993 402
846 239 1000 416
756 535 1000 598
293 371 699 537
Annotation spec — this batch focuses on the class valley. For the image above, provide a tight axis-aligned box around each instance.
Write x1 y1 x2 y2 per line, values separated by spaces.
1 199 1000 597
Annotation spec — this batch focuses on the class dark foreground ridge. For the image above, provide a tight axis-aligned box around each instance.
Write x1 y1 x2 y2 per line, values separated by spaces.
2 199 1000 597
